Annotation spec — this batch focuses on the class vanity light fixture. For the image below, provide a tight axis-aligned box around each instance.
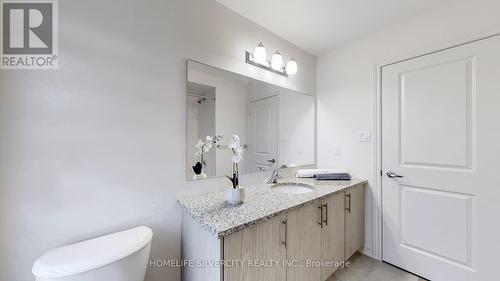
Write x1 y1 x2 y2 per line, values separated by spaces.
270 50 284 71
245 42 298 77
286 58 298 75
253 42 267 65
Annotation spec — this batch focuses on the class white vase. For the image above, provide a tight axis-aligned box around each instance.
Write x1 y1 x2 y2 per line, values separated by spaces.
192 173 207 180
224 187 245 205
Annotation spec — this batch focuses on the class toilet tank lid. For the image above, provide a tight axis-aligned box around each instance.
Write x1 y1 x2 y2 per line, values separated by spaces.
32 226 153 279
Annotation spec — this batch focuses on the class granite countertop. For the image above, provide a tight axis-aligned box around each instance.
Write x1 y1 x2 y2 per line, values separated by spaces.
177 178 367 238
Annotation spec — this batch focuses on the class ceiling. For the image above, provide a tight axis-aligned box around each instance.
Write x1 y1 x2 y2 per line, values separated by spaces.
216 0 451 55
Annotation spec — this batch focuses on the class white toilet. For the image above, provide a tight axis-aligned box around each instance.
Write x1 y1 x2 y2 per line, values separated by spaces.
32 226 153 281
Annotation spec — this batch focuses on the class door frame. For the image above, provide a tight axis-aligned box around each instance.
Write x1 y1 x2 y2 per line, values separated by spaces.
371 32 500 261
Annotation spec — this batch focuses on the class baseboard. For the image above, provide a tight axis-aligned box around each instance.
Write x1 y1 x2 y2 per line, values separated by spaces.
359 245 376 259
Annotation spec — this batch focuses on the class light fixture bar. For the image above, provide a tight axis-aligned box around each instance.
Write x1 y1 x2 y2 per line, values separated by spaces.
245 51 288 77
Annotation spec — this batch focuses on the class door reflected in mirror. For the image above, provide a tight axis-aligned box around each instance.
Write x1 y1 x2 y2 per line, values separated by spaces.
187 60 315 180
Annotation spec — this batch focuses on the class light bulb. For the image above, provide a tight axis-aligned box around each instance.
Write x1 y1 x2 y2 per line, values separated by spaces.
286 58 298 75
271 50 284 71
253 42 267 65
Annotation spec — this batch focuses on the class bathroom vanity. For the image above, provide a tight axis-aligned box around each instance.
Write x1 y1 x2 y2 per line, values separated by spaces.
182 58 363 281
178 178 366 281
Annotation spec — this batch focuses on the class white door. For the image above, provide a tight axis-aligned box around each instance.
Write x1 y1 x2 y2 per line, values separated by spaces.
248 96 279 172
382 35 500 281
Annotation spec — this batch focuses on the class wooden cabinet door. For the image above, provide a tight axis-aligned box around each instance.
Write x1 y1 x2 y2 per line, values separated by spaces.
321 192 345 280
224 214 286 281
345 184 365 260
286 201 322 281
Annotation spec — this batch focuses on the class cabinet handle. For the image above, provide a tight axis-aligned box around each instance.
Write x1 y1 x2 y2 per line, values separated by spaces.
323 203 328 225
318 205 323 228
346 194 352 212
282 220 287 248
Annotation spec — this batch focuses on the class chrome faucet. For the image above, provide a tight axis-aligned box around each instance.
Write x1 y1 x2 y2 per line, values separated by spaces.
266 169 282 184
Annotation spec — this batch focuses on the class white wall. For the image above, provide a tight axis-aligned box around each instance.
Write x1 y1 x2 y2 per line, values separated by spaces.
279 91 315 168
215 83 248 175
0 1 316 281
317 0 500 258
247 80 281 101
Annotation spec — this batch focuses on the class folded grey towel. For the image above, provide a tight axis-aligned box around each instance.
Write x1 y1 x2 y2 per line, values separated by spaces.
315 173 351 181
296 169 348 178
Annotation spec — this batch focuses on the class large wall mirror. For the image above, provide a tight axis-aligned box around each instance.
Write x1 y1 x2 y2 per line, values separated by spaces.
186 60 315 180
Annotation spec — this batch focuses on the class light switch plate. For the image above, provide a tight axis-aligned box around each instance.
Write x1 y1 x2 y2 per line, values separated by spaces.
358 130 372 142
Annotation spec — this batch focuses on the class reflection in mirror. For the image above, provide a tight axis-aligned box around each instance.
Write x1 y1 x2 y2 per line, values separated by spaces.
187 60 315 180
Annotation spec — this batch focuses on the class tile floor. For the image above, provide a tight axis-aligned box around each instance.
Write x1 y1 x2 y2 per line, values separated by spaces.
327 253 427 281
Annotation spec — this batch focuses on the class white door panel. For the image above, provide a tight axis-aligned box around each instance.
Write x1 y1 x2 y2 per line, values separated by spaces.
382 35 500 281
400 185 472 264
400 57 472 168
248 96 278 171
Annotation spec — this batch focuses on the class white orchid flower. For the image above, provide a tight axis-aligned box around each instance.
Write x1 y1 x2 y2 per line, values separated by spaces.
229 134 241 148
194 136 219 158
195 139 203 149
203 142 212 152
194 139 204 156
229 134 244 163
232 155 242 163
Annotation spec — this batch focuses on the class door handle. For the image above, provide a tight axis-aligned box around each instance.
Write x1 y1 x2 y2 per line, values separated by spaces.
267 159 276 164
387 171 403 178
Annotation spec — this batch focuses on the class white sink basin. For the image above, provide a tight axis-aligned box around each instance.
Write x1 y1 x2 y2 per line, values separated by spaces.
271 183 314 194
